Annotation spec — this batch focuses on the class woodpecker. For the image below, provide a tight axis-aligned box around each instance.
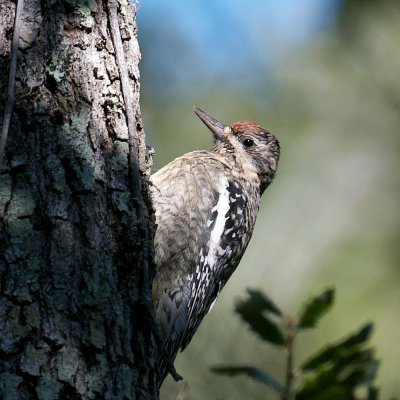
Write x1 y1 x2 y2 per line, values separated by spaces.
151 107 280 383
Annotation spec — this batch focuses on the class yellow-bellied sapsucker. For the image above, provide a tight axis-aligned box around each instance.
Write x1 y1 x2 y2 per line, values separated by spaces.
151 107 280 383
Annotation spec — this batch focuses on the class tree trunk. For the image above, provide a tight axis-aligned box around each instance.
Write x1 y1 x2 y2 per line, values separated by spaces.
0 0 159 398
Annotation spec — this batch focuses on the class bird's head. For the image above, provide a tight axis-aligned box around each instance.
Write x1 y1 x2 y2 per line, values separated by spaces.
193 107 280 194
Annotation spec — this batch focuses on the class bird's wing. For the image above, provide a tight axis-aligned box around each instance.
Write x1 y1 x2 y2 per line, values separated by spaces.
179 178 249 352
151 151 233 358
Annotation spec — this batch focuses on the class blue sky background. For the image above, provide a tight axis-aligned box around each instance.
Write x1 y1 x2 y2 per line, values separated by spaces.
137 0 342 93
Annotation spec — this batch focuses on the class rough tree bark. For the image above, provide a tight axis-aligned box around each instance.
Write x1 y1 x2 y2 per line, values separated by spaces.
0 0 160 398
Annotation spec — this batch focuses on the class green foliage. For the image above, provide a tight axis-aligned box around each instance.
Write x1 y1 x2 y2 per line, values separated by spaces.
211 287 391 400
211 366 283 393
244 289 283 317
298 288 335 329
235 290 285 346
301 323 373 370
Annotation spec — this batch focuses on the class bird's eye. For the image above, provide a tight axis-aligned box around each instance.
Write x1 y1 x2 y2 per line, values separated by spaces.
242 138 255 148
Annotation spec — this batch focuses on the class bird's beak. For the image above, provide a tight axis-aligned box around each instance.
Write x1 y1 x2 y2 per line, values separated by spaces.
193 107 226 140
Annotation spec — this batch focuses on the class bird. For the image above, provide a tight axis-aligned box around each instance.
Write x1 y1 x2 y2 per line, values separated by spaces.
151 107 280 384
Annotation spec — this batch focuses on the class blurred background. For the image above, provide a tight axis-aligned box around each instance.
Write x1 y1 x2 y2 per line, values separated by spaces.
137 0 400 398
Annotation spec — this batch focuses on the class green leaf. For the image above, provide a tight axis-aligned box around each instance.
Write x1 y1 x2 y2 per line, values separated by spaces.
339 357 379 387
298 324 378 398
245 289 283 317
298 288 335 329
297 354 379 399
210 365 283 393
302 323 374 371
367 386 379 400
297 366 341 399
296 382 354 400
235 297 285 345
339 323 374 348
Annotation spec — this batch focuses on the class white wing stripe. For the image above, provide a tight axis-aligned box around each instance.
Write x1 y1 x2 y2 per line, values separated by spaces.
205 177 230 270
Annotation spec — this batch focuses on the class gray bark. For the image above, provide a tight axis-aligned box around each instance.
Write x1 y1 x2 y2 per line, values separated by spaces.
0 0 159 398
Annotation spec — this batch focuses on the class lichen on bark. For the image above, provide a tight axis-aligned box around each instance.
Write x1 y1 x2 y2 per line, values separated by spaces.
0 0 158 398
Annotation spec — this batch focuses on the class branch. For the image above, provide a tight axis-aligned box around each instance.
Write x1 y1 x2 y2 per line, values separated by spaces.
0 0 25 167
282 317 297 400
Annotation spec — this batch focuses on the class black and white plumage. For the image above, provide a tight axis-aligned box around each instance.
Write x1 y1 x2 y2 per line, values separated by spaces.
151 107 280 383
